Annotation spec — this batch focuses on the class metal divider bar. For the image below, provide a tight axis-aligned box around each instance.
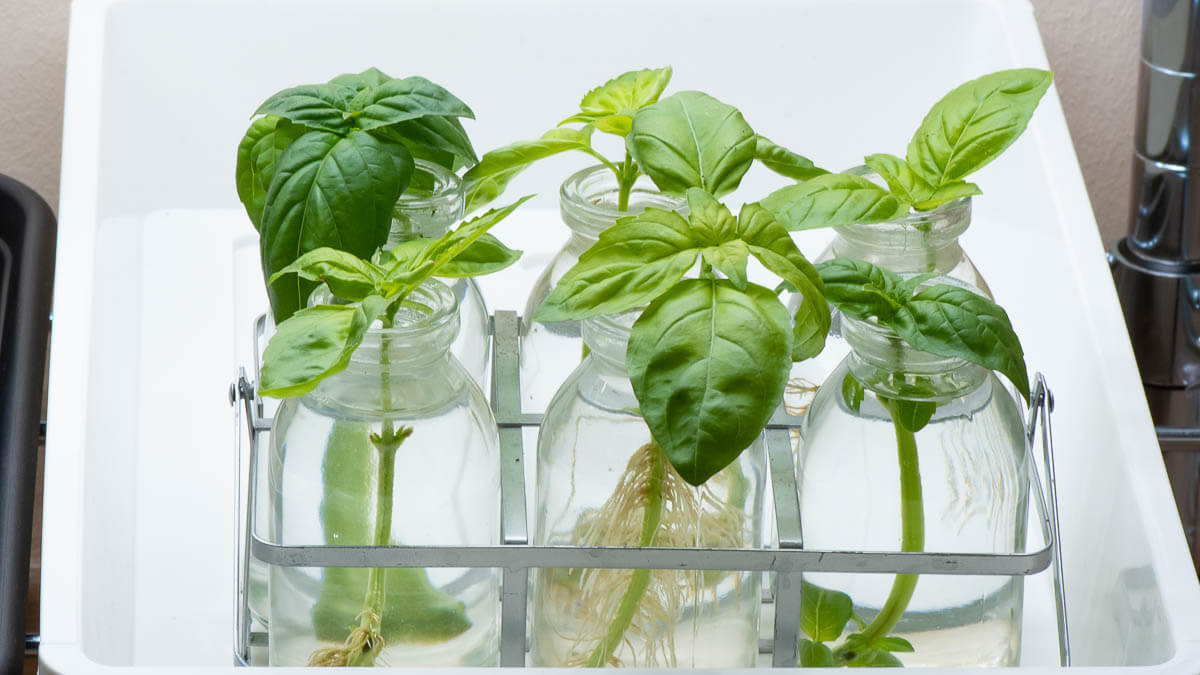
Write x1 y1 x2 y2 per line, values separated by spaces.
491 311 530 667
1037 375 1071 667
767 427 803 667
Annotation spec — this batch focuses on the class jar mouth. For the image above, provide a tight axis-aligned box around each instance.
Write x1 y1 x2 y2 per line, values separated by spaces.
560 164 686 238
349 279 460 365
834 165 971 246
397 159 465 215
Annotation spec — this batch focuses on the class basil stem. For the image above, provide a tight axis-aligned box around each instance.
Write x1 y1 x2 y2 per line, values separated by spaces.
585 442 666 667
616 150 636 212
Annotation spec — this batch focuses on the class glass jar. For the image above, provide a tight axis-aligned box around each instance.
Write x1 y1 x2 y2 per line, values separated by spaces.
786 167 988 412
264 280 500 666
797 310 1029 667
520 165 685 413
308 159 490 389
530 311 765 668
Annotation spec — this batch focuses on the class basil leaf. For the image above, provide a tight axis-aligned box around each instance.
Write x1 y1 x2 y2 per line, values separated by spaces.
561 66 673 136
627 91 756 198
700 239 750 290
863 152 934 205
236 116 303 230
255 83 357 133
628 278 792 485
891 284 1030 402
873 636 915 653
329 67 392 91
428 233 522 278
755 135 827 181
375 116 478 171
685 187 738 245
534 208 699 322
357 76 475 130
816 258 904 322
260 130 414 322
258 304 371 398
841 373 865 413
883 397 937 433
738 202 829 360
800 580 853 642
906 68 1053 185
761 173 909 231
845 648 904 667
389 196 532 288
463 126 596 214
270 247 383 301
912 180 982 211
798 639 835 668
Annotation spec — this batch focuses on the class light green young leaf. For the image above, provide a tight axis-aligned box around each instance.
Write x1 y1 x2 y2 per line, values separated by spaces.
755 135 828 181
700 239 750 290
427 233 522 278
737 203 829 360
841 373 865 413
462 126 597 214
800 580 854 643
236 116 304 230
864 152 934 205
269 247 383 301
328 67 392 92
798 639 835 668
254 83 357 133
258 304 373 398
686 188 738 245
906 68 1053 185
872 636 915 653
891 284 1030 402
845 649 904 667
628 278 792 486
534 207 698 322
912 180 982 211
627 91 756 197
356 76 475 130
260 130 414 322
560 66 673 136
761 173 909 231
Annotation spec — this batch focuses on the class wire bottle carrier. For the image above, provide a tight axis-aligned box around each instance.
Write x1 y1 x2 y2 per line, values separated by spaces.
231 310 1070 668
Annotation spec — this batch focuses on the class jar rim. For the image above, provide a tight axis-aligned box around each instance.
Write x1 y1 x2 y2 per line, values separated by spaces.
833 165 971 241
397 159 464 210
560 164 686 237
348 279 460 365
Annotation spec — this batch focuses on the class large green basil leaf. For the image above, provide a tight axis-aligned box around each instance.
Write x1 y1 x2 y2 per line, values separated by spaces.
737 203 829 360
755 135 828 181
255 83 357 133
270 247 383 301
462 126 596 214
378 116 477 170
815 258 904 321
236 116 303 230
913 180 982 211
560 66 673 136
891 284 1030 401
260 130 414 322
313 421 470 643
761 173 909 231
906 68 1053 185
800 580 853 642
627 91 756 197
798 639 836 668
259 304 372 398
534 208 699 322
628 278 792 485
356 76 475 130
863 152 934 205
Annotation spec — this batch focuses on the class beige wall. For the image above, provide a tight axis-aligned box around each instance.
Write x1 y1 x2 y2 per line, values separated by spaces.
0 0 1141 247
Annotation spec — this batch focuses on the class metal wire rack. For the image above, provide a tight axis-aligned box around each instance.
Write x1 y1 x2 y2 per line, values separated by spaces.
231 310 1070 668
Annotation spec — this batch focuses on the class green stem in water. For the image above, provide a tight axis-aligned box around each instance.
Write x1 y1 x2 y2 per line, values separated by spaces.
857 401 925 645
585 443 665 667
616 151 636 212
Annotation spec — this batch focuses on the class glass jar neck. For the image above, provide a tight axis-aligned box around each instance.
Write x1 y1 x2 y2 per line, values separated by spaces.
306 280 464 415
831 166 971 276
387 159 465 245
560 164 686 239
843 314 986 401
581 311 637 374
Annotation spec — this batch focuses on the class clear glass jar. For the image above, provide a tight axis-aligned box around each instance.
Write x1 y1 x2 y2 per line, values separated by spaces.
530 311 765 668
520 165 685 413
786 167 988 412
308 159 490 389
264 280 500 667
797 311 1029 667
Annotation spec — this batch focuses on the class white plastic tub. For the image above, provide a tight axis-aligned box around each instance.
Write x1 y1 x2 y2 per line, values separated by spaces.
41 0 1200 671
